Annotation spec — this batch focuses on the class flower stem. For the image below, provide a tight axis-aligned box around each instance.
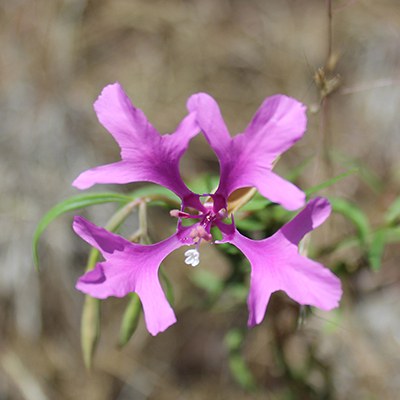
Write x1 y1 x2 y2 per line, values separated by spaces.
81 199 141 368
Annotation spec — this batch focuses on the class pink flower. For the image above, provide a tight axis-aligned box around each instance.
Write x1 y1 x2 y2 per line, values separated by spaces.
73 83 342 335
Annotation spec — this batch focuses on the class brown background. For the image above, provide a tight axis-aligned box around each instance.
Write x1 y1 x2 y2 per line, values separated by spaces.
1 1 400 399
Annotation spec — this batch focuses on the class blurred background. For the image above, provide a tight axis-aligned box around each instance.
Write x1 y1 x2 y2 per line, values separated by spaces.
1 0 400 399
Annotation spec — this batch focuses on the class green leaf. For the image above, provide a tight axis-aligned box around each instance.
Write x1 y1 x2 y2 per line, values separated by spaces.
129 185 180 206
118 293 142 348
385 197 400 225
329 197 370 246
228 354 257 391
330 151 383 193
33 192 133 269
81 296 101 369
225 329 244 351
367 230 386 271
306 168 357 197
384 226 400 242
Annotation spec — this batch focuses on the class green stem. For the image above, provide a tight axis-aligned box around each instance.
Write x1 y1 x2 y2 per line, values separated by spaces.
117 201 151 346
81 199 141 368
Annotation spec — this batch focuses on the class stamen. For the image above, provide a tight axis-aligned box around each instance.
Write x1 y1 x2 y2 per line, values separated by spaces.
189 225 212 243
184 248 200 267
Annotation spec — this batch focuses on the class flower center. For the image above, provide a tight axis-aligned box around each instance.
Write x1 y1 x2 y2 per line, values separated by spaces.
170 196 228 267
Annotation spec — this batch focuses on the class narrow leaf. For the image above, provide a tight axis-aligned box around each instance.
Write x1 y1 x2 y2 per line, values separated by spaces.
368 230 386 271
384 226 400 242
228 355 257 391
129 185 180 206
385 197 400 225
81 296 101 369
79 199 141 368
33 192 132 269
306 168 357 197
118 293 142 348
329 197 370 246
330 151 383 193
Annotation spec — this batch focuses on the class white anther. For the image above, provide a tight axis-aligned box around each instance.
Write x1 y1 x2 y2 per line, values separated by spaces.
184 248 200 267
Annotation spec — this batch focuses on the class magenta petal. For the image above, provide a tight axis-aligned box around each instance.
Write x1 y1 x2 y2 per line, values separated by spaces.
93 82 159 151
73 216 185 335
281 197 332 244
77 260 177 336
73 83 199 201
186 92 231 159
73 161 140 190
220 198 341 326
188 92 307 210
73 216 126 254
242 94 307 159
244 247 342 326
230 170 306 212
276 257 342 311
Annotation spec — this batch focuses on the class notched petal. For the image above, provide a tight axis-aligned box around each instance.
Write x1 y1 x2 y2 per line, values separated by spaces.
72 216 127 256
73 218 188 335
73 83 200 201
221 198 341 326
